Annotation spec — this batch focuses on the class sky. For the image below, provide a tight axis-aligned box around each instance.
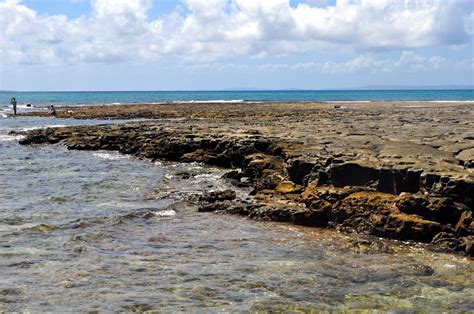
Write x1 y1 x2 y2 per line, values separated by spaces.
0 0 473 91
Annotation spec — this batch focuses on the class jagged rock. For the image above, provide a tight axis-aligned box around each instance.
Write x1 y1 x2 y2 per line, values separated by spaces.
330 162 379 188
396 193 430 216
457 148 474 164
275 181 303 194
427 197 466 225
287 159 315 185
458 236 474 256
420 172 441 191
455 211 473 236
198 202 232 212
199 190 236 203
331 192 396 225
305 163 330 186
302 199 332 227
302 184 360 204
396 194 465 225
377 168 422 194
379 213 445 243
429 178 474 210
181 149 231 167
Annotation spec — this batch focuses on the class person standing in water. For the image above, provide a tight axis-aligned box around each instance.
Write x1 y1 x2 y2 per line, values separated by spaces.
10 97 17 116
50 105 57 117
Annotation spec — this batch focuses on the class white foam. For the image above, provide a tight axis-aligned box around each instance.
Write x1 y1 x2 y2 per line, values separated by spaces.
155 209 176 217
325 100 474 104
326 101 372 103
172 99 245 104
396 100 474 103
428 100 474 103
92 152 129 160
0 222 38 232
0 134 24 142
20 125 67 132
193 173 222 183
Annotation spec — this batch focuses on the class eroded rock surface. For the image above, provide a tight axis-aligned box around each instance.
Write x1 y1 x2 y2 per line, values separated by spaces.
15 102 474 255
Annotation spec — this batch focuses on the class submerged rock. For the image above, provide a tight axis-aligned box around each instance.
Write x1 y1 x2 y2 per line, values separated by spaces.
199 190 237 203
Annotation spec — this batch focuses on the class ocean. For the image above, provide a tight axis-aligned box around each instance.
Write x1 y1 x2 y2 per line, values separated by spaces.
1 92 473 311
0 89 473 108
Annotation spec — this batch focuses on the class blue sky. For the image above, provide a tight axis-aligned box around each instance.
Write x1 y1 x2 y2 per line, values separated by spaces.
1 0 473 91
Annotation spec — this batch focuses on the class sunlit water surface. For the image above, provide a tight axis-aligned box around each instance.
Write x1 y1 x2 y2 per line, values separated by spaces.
0 115 473 312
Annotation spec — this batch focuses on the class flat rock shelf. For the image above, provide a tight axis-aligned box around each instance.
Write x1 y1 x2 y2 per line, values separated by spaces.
15 101 474 256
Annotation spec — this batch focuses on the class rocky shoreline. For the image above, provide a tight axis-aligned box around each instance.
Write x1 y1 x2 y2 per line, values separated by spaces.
14 102 474 256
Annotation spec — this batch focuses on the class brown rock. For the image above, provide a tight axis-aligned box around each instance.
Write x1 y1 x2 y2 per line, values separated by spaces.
455 211 473 236
199 190 236 203
275 181 301 194
382 213 444 243
330 162 379 188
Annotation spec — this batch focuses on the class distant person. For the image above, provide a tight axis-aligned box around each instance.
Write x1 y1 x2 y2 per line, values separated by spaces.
10 97 17 115
50 105 57 117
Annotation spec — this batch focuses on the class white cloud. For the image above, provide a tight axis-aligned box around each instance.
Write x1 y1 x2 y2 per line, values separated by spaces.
188 51 474 75
0 0 473 65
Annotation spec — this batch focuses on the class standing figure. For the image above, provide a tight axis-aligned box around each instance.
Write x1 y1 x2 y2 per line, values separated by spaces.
50 105 57 117
10 97 17 116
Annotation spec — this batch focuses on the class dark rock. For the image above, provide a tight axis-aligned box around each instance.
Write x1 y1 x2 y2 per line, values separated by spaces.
420 172 441 190
198 202 232 212
331 162 379 188
377 168 421 194
254 140 273 153
181 149 231 167
458 236 474 256
241 154 286 191
222 170 242 181
396 194 430 216
429 178 474 210
455 211 473 236
225 145 257 167
380 214 444 243
199 190 236 203
292 207 331 227
396 195 465 225
287 159 315 185
305 163 330 186
301 199 332 227
431 232 458 250
302 185 356 205
427 197 465 225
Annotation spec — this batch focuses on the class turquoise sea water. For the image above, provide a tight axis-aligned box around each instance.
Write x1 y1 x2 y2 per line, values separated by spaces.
0 90 473 107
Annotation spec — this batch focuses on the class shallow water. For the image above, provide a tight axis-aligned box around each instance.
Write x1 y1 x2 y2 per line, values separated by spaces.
0 116 473 312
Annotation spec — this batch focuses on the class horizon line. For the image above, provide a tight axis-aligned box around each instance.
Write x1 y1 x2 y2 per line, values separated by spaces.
2 87 474 93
